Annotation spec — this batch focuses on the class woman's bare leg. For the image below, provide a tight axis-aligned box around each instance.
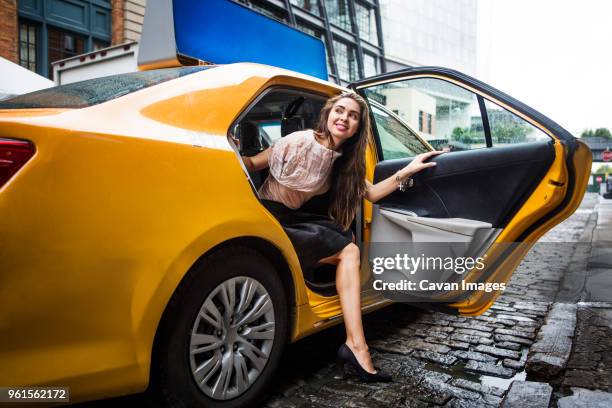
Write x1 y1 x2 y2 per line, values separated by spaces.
319 243 376 373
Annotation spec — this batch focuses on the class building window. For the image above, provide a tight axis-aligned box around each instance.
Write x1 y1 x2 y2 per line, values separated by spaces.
290 0 321 16
48 26 86 80
93 39 110 51
325 0 352 31
418 111 433 134
19 20 37 72
249 0 289 22
418 110 424 132
295 20 318 37
333 39 358 82
18 0 112 78
355 1 378 45
363 53 379 77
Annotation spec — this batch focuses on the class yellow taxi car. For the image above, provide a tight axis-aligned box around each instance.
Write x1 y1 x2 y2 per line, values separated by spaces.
0 62 590 407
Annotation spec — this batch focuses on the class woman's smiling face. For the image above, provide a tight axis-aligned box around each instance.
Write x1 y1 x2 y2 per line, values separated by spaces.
326 97 361 142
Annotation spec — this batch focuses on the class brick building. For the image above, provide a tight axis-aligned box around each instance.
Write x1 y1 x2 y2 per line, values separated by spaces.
0 0 146 79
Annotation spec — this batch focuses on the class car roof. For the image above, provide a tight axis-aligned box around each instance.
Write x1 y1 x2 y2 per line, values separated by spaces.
0 63 346 150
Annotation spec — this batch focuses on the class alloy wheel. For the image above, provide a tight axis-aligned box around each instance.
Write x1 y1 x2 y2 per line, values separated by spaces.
188 276 276 400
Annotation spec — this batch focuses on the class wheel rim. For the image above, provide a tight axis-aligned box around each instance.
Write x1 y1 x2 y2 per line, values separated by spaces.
189 276 276 400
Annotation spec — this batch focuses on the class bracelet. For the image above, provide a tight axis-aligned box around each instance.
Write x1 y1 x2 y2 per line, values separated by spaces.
395 172 414 192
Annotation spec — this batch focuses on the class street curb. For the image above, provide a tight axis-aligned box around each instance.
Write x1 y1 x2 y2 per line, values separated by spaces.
501 380 553 408
525 302 577 381
523 200 596 381
555 207 596 303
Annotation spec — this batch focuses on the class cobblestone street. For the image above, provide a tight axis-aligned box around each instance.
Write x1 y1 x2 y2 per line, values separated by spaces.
263 194 609 408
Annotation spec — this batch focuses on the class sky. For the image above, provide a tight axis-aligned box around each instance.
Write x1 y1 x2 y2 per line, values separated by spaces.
476 0 612 137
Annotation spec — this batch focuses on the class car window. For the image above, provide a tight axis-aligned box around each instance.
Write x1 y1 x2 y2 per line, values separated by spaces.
363 77 486 154
370 104 429 160
484 99 550 145
260 122 282 144
362 77 553 155
0 66 214 109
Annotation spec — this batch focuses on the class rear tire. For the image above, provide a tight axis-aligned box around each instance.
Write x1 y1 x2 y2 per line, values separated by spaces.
148 246 288 408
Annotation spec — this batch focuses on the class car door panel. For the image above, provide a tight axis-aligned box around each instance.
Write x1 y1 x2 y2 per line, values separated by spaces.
372 140 556 227
373 207 494 242
370 204 499 277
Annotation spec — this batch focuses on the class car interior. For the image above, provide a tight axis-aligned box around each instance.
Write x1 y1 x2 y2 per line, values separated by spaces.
230 88 346 295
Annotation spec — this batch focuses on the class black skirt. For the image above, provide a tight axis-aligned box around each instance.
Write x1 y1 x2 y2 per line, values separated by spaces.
261 196 353 277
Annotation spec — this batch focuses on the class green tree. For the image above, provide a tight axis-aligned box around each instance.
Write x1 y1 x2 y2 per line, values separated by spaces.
594 128 612 140
451 127 469 142
492 122 528 143
581 129 595 138
451 127 484 144
581 128 611 140
595 164 612 174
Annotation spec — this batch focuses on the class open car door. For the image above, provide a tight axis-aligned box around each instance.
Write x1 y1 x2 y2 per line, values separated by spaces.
350 67 591 315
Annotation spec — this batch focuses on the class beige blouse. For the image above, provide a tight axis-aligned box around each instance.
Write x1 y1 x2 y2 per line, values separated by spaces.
259 129 342 209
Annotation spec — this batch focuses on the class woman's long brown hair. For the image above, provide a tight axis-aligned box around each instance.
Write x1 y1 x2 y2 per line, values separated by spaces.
314 92 371 230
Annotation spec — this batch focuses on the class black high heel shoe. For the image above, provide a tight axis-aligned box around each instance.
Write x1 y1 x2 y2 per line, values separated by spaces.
335 343 392 382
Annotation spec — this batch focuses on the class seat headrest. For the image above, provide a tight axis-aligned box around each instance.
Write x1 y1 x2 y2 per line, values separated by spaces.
281 96 306 137
281 117 303 137
240 121 262 151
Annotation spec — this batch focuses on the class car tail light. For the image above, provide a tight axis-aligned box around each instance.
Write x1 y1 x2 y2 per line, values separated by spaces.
0 138 36 189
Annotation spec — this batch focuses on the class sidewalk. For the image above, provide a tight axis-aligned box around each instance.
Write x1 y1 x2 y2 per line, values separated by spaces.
583 196 612 300
519 195 612 407
554 196 612 406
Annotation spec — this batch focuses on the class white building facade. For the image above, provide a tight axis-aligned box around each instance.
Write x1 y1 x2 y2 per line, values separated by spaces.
374 0 478 145
379 0 478 74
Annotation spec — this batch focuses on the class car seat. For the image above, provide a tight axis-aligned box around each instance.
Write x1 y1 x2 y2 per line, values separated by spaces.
281 96 305 137
239 121 263 156
239 121 266 188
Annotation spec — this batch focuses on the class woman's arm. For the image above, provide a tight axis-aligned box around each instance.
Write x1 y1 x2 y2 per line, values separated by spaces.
242 147 271 172
365 151 443 203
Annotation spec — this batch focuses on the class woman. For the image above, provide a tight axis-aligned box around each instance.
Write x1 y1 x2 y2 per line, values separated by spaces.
240 92 442 382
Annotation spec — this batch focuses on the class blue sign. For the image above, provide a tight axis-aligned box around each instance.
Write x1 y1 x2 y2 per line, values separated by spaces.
172 0 328 80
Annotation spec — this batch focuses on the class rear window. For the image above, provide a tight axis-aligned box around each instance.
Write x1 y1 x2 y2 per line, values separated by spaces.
0 66 214 109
